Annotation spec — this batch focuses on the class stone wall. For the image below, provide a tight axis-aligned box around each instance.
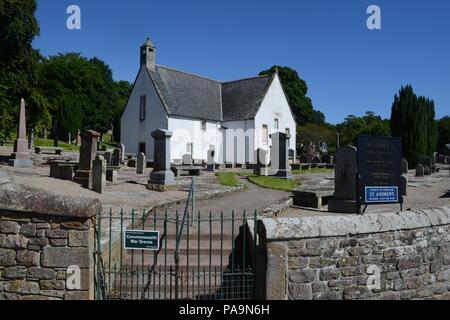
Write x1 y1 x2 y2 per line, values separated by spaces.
0 169 100 300
0 210 95 300
255 206 450 300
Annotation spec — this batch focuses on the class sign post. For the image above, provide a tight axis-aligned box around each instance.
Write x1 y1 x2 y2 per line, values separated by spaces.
357 136 403 214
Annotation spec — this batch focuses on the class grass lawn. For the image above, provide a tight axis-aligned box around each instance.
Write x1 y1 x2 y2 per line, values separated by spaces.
215 172 240 187
292 168 334 175
247 175 299 192
35 138 80 151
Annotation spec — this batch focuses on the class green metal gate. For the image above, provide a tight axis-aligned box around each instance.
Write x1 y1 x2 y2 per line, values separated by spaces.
94 184 259 300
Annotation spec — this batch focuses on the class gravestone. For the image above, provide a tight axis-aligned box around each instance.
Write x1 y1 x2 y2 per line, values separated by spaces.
9 99 33 168
254 148 269 176
415 164 424 177
73 130 100 189
400 175 408 196
299 154 308 164
104 152 112 165
137 152 146 174
424 166 431 176
206 148 216 171
92 155 106 194
76 130 81 146
28 128 34 150
120 143 125 163
328 146 358 213
182 154 193 166
269 132 292 179
402 158 408 174
68 132 72 145
147 129 175 191
312 156 321 164
436 154 446 164
321 154 331 164
111 149 121 167
53 119 59 148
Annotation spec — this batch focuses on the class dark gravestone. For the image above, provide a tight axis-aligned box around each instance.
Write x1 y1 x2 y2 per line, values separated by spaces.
53 119 59 148
402 158 408 174
111 149 121 167
92 155 106 194
436 154 446 164
312 156 321 164
321 154 331 164
74 130 100 189
147 129 175 191
269 132 292 179
206 148 215 171
328 146 358 213
424 166 431 176
299 154 308 164
416 164 424 177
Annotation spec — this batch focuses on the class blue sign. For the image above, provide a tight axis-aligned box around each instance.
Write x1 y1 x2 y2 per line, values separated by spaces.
365 187 399 203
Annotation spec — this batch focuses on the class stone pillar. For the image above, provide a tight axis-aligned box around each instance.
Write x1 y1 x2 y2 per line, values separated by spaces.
328 146 358 213
92 155 106 194
254 148 269 176
137 152 146 174
270 132 292 179
9 99 33 168
74 130 101 189
53 119 59 148
147 129 175 191
76 130 81 146
28 128 35 151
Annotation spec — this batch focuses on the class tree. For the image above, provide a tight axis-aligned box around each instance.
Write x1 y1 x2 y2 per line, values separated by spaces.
259 66 324 125
390 85 438 167
437 116 450 150
37 53 124 139
0 0 41 138
112 80 133 142
297 123 335 154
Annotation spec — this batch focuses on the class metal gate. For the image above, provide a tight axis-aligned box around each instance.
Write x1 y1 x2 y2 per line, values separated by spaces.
94 182 259 300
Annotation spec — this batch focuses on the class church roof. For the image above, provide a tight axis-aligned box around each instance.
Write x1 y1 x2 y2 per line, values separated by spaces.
147 66 277 122
149 65 223 121
221 74 275 121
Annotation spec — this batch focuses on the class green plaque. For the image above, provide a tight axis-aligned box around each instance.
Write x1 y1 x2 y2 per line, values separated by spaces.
124 230 159 250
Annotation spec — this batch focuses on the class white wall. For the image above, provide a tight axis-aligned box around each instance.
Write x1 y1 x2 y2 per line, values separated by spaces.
168 116 222 163
254 74 297 159
221 120 255 164
120 68 168 160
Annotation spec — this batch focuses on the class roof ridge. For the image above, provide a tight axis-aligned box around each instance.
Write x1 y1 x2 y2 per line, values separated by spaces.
221 73 273 85
155 64 221 83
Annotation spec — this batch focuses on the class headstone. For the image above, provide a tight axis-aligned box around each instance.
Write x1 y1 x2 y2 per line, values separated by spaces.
76 129 81 146
253 148 269 176
321 154 331 164
68 132 72 145
269 132 292 179
424 165 431 176
73 130 101 189
400 175 408 196
328 146 358 213
148 129 175 191
418 156 432 167
312 156 321 164
299 154 308 164
111 149 121 167
28 128 34 150
415 164 424 177
104 152 112 165
127 159 136 168
182 154 193 166
9 99 33 168
92 155 106 194
120 144 125 163
137 152 146 174
436 154 446 164
402 158 408 174
206 148 216 171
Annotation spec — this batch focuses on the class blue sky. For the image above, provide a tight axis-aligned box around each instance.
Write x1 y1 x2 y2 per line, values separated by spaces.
33 0 450 124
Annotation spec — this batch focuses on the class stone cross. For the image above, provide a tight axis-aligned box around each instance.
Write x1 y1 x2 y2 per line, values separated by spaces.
269 132 292 179
9 98 33 168
92 155 106 194
148 129 175 190
328 146 358 213
137 152 146 174
74 130 100 189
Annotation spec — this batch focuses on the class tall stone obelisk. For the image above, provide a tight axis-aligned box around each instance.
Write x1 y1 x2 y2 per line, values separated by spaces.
9 98 33 167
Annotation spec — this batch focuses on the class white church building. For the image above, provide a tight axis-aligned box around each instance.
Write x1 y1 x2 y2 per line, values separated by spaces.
121 38 297 165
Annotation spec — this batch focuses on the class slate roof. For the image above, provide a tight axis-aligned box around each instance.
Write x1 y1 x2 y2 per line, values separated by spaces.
149 65 222 121
221 74 274 121
146 65 277 122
